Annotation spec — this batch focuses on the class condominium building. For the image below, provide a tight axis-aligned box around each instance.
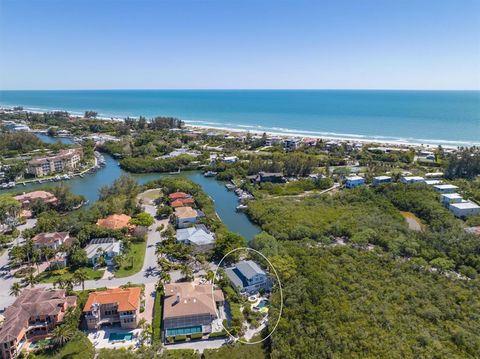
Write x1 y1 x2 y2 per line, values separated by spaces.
27 148 82 177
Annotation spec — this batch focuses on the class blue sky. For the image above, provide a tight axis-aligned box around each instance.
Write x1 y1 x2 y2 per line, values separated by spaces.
0 0 479 90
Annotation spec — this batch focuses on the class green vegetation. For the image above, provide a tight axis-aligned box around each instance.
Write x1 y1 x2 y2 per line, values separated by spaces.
152 289 163 345
35 332 95 359
37 267 104 283
114 239 147 277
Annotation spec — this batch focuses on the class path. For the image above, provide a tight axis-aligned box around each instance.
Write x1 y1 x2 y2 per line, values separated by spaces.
269 182 340 199
0 198 166 310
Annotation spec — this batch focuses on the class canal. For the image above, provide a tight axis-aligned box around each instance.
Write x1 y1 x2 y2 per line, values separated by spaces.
4 135 261 240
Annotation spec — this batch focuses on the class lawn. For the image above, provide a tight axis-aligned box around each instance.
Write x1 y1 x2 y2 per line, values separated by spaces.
37 267 104 283
137 188 162 203
114 240 147 278
36 332 95 359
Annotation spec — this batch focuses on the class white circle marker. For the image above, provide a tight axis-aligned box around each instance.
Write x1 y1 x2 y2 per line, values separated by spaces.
211 247 283 345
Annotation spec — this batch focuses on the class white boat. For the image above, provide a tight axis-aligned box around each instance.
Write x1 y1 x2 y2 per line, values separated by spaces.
225 183 236 190
204 171 217 177
236 204 248 212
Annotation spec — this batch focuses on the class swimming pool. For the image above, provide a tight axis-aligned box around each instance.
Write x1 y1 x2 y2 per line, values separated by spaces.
108 332 133 342
257 299 269 309
166 326 202 336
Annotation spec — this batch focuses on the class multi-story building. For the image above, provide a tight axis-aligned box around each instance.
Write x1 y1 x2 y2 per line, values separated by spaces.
27 148 82 177
225 260 272 295
83 287 141 330
163 282 225 339
0 288 77 359
31 232 72 250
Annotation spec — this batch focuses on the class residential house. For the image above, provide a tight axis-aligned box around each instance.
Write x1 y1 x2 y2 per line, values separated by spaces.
400 176 425 184
440 193 464 207
174 206 199 229
163 282 224 339
31 232 72 250
14 191 57 209
176 225 215 253
168 192 192 201
225 260 272 295
449 202 480 218
424 179 442 186
3 121 30 132
255 172 285 183
372 176 392 186
222 156 238 164
284 138 300 150
345 176 365 188
85 238 122 266
83 287 141 330
0 288 76 359
171 198 195 208
27 148 82 177
96 214 132 230
433 184 459 194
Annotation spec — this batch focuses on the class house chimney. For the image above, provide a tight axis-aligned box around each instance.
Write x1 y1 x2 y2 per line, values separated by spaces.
175 293 180 304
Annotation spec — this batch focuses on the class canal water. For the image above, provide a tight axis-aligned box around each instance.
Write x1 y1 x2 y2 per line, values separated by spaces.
4 135 261 240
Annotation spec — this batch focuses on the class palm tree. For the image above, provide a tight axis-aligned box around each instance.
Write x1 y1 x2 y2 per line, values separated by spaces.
73 269 88 291
63 277 74 292
51 324 74 348
53 278 64 289
10 282 22 297
180 263 193 281
23 271 37 288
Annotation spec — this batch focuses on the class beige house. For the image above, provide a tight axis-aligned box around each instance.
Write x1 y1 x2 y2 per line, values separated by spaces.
0 288 77 359
31 232 72 250
83 287 141 330
27 148 82 177
174 206 199 228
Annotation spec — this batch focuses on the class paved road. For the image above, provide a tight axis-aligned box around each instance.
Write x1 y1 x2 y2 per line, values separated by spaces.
0 204 166 310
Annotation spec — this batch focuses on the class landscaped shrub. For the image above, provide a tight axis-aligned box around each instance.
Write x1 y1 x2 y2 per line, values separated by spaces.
190 333 203 340
208 330 228 338
174 335 187 342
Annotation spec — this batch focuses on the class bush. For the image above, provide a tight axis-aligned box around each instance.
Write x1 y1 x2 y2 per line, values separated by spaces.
152 290 162 345
190 333 203 340
174 335 187 342
208 330 228 338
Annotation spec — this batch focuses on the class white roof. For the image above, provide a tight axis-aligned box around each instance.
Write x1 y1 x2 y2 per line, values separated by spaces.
374 176 391 180
402 176 424 181
424 180 442 186
434 184 459 190
346 176 364 181
441 193 463 199
425 172 444 177
450 202 480 210
176 225 215 246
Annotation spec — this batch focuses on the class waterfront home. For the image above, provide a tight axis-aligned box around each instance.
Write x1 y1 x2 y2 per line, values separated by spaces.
222 156 238 164
174 206 199 229
49 252 68 268
424 179 442 186
372 176 392 186
176 224 215 253
284 138 300 150
255 171 286 183
163 282 225 339
0 288 76 359
31 232 73 250
168 192 192 201
83 287 141 330
171 197 195 208
27 148 82 177
440 193 464 207
265 136 283 146
225 260 272 295
85 238 122 266
449 201 480 218
14 191 57 209
2 120 30 132
433 184 459 194
345 176 365 188
96 214 132 230
400 176 425 184
425 172 444 178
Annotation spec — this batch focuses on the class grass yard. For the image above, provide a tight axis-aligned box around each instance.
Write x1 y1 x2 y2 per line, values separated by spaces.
36 332 94 359
137 188 162 204
114 239 147 278
37 267 104 283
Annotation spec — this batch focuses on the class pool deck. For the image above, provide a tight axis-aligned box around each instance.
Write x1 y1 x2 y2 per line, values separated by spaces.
87 327 143 350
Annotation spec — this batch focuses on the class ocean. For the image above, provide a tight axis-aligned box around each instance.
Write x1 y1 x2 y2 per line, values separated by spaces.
0 90 479 146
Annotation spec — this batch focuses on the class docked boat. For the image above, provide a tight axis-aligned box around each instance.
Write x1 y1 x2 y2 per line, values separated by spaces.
225 183 236 191
204 171 217 177
236 204 248 212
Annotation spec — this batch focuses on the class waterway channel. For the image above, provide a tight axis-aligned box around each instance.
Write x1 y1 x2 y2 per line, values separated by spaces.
4 135 261 240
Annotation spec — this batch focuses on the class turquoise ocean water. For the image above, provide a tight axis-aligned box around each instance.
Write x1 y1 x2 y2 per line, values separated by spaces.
0 90 479 146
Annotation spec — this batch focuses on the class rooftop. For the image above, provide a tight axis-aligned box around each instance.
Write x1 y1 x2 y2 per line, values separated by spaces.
175 206 198 219
85 238 121 258
434 184 459 190
83 287 141 312
14 190 57 203
163 282 224 319
168 192 191 200
32 232 71 246
176 225 215 246
96 214 132 230
450 201 480 210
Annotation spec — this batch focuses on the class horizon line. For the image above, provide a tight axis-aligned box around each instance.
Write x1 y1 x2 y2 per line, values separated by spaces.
1 88 479 92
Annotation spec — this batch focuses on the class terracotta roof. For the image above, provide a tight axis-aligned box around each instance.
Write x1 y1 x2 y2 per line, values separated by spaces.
83 287 141 312
163 282 224 319
14 191 57 204
32 232 71 246
174 206 198 219
29 148 82 166
0 288 76 343
168 192 191 200
96 214 132 230
171 197 195 208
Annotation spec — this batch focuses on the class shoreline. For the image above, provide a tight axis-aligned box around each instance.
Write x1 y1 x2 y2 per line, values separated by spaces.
0 105 472 149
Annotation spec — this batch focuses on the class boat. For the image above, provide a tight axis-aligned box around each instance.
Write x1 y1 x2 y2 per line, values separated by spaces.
169 168 181 175
204 171 217 177
236 204 248 212
225 183 236 191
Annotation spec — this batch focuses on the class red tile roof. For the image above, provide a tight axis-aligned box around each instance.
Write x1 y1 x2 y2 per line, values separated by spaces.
168 192 190 200
96 214 132 230
83 287 141 312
